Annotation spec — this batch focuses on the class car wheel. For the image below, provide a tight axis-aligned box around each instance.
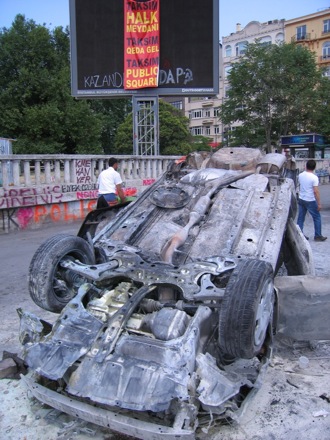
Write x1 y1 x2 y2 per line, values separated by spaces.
29 234 95 313
219 259 274 359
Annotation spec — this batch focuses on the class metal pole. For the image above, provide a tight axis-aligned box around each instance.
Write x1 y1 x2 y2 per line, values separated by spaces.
132 96 159 156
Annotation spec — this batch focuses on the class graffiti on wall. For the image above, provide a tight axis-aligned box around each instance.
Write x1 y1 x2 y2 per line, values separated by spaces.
1 200 97 231
0 186 63 208
0 158 144 231
75 159 93 184
0 189 139 232
0 184 102 208
143 179 156 186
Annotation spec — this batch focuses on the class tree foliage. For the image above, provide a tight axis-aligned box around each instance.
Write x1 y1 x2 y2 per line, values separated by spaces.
314 75 330 138
114 99 195 155
89 99 132 154
0 15 132 154
219 42 326 153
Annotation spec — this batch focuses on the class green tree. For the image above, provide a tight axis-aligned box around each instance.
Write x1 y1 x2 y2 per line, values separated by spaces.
314 75 330 138
89 99 132 154
114 99 194 155
190 135 215 151
0 15 103 154
219 42 323 153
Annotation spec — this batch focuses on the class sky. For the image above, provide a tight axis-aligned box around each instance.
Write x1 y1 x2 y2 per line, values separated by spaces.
1 0 330 40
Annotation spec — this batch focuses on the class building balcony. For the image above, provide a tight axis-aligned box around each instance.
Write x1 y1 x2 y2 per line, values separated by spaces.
291 33 311 43
202 100 214 107
202 119 214 125
320 54 330 63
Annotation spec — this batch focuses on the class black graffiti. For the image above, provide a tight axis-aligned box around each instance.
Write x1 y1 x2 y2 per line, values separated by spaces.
62 184 98 193
1 208 19 231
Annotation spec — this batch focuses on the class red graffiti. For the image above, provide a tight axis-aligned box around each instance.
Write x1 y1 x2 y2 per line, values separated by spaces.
33 201 97 224
17 207 34 229
34 205 47 223
2 186 62 197
50 204 62 222
77 190 99 200
124 187 138 196
143 179 156 186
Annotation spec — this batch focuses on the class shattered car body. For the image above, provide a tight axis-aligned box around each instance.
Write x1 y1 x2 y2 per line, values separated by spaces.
19 148 315 439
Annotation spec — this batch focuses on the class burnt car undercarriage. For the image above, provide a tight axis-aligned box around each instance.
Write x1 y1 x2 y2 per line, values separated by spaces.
19 148 323 439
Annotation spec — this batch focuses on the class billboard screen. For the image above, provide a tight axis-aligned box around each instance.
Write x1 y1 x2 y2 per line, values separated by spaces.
281 134 327 146
69 0 219 98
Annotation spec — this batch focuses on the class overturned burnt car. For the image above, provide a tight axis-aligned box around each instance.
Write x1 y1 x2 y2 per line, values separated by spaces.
19 148 315 439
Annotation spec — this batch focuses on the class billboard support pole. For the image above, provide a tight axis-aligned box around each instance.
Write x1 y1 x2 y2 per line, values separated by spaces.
133 96 159 156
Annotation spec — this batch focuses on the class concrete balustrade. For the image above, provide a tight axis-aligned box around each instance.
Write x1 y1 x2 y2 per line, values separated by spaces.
0 154 328 233
0 154 178 188
0 154 180 232
1 155 328 189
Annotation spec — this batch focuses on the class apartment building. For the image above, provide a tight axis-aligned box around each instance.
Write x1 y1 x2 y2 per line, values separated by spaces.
285 8 330 77
182 8 330 146
183 47 223 147
184 19 285 145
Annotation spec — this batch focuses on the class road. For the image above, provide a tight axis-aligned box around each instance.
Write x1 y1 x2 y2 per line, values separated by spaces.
0 186 330 440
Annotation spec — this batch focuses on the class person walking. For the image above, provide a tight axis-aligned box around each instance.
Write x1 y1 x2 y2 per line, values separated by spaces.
297 159 327 242
97 157 126 206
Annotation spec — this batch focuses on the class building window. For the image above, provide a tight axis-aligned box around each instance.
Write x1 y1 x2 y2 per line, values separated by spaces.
324 19 330 34
224 65 232 78
190 109 202 119
191 126 203 136
259 36 272 46
204 109 211 118
323 67 330 77
275 32 284 43
213 108 220 117
205 126 211 136
296 25 307 40
323 42 330 59
224 85 231 98
214 125 221 135
235 41 248 56
170 101 183 110
225 45 232 57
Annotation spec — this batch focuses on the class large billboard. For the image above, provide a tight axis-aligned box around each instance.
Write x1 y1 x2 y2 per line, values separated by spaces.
69 0 219 98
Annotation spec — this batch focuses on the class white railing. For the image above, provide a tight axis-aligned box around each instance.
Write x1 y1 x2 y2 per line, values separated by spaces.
0 154 180 188
0 154 329 233
0 155 329 189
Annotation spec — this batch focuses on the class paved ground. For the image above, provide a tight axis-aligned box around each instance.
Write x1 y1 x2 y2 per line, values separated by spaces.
0 186 330 440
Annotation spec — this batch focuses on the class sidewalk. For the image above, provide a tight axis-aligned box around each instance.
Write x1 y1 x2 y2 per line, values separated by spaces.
301 185 330 276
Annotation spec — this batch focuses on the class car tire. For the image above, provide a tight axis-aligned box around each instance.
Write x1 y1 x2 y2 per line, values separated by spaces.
29 234 95 313
219 259 274 359
289 192 298 219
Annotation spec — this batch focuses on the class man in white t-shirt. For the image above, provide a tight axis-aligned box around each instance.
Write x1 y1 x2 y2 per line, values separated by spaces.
297 159 327 241
97 157 126 206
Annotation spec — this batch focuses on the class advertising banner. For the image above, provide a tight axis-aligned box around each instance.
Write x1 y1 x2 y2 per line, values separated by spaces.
70 0 219 97
124 0 160 90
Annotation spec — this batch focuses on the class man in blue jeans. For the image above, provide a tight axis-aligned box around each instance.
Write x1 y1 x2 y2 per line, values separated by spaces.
97 157 126 207
297 159 327 242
